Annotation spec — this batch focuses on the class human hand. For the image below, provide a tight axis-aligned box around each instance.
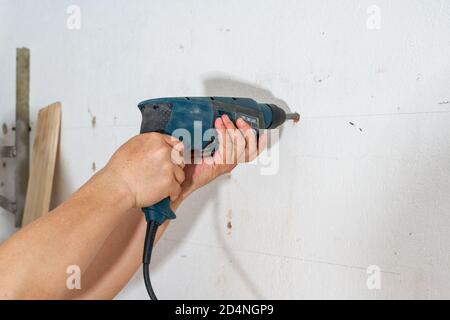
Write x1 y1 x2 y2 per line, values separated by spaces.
179 115 268 199
101 132 185 209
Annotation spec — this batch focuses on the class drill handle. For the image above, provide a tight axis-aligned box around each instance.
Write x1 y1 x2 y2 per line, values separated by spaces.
138 102 178 224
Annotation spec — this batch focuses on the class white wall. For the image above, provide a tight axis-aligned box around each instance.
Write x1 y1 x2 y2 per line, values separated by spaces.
1 0 450 299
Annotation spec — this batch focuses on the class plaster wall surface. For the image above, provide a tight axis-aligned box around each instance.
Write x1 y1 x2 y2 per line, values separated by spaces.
1 0 450 299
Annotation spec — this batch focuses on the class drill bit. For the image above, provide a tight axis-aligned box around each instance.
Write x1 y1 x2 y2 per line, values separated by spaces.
286 112 300 123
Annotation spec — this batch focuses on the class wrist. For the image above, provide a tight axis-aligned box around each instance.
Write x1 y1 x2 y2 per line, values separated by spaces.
179 186 197 202
170 183 199 211
170 191 188 212
86 168 135 212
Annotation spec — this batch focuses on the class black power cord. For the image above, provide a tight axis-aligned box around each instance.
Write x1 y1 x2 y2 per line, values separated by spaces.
142 220 160 300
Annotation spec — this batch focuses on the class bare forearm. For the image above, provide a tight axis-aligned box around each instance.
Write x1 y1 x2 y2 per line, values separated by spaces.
0 170 133 299
0 132 188 300
67 198 185 299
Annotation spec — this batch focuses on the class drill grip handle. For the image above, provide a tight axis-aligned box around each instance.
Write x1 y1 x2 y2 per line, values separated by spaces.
142 198 176 224
138 102 178 224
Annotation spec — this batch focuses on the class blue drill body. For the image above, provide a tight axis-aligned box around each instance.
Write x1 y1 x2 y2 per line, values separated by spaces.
138 97 294 224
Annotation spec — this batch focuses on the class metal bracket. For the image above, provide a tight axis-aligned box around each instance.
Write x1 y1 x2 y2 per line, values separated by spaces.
0 195 16 213
0 48 30 227
0 146 17 158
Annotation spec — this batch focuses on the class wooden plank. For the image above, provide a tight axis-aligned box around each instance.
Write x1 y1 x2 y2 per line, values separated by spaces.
22 102 61 226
